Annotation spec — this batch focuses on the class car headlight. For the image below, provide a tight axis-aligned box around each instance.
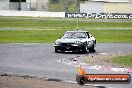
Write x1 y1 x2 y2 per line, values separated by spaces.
55 42 61 45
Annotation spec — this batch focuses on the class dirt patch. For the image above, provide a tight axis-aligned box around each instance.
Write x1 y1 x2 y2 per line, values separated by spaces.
0 75 97 88
83 52 132 68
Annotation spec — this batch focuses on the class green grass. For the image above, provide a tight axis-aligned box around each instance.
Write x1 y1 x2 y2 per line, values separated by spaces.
113 55 132 66
0 30 132 43
0 17 132 30
0 17 132 43
88 30 132 43
0 30 64 43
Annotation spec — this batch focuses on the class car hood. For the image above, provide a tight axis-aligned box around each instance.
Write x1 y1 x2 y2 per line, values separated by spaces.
56 38 86 43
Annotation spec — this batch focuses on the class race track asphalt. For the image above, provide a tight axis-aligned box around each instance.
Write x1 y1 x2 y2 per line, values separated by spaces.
0 43 132 88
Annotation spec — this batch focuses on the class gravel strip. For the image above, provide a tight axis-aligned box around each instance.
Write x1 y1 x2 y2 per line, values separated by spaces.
0 75 97 88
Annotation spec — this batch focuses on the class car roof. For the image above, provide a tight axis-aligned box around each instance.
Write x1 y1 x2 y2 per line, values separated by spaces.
66 30 88 33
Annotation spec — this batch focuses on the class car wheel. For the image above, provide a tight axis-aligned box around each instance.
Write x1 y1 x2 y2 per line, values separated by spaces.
55 47 59 53
82 44 89 54
89 43 95 52
76 75 86 85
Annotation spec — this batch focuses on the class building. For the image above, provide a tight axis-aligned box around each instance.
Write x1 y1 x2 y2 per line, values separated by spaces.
80 0 132 13
0 0 9 10
0 0 48 11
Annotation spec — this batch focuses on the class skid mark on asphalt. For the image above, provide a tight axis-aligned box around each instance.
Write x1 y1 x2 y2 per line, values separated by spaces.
57 54 132 73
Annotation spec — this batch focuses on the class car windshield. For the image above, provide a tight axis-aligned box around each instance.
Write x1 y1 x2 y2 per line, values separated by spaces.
63 32 87 38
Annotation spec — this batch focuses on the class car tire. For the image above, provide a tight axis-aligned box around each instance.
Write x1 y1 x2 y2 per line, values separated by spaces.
89 42 95 52
55 47 59 53
82 43 89 54
76 75 86 85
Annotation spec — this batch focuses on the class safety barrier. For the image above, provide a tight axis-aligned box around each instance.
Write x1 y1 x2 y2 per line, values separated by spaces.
0 10 65 18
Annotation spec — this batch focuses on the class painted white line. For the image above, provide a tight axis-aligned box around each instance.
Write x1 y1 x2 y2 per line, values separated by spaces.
63 81 77 84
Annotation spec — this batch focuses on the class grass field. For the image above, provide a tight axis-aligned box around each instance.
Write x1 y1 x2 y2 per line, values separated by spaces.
0 17 132 43
0 30 132 43
0 17 132 30
113 55 132 66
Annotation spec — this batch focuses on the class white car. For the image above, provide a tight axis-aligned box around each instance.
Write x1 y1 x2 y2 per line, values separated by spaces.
54 30 96 53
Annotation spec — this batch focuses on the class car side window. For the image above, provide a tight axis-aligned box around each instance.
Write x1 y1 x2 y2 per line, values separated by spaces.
89 34 93 37
86 32 90 38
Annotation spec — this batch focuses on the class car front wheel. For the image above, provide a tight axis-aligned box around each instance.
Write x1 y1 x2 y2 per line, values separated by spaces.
55 47 59 53
89 43 95 52
82 44 89 54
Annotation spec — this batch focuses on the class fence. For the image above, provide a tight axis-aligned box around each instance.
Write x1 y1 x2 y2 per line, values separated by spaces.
0 10 65 17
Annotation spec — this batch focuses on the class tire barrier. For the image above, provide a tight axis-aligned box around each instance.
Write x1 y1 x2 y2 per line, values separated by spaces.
76 66 131 85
